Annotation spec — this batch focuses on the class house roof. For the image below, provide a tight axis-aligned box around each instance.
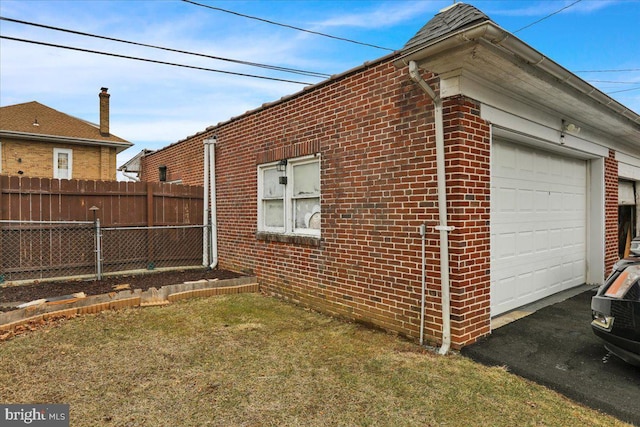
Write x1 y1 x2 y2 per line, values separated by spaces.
402 3 490 54
395 2 640 144
147 2 638 157
118 149 154 173
0 101 132 152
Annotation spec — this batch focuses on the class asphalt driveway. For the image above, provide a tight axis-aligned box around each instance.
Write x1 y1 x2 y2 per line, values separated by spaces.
461 289 640 426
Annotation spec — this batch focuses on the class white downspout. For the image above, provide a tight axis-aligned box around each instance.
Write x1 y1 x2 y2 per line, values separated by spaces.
202 138 210 267
419 223 427 346
409 60 453 355
121 171 140 182
207 136 218 268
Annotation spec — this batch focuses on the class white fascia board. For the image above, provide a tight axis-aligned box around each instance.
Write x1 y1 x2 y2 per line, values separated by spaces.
616 152 640 168
483 104 608 158
446 72 623 155
0 130 132 153
464 72 640 159
617 152 640 181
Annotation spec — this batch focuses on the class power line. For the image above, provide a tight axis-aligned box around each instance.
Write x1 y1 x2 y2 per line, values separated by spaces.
181 0 395 52
0 35 315 85
0 16 331 79
588 80 640 84
607 86 640 94
576 68 640 73
513 0 583 33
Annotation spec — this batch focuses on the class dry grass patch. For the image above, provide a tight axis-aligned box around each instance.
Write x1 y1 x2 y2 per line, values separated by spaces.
0 293 630 426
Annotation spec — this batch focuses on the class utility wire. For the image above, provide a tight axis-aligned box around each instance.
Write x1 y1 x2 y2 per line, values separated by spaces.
181 0 395 52
576 68 640 73
587 80 640 84
511 0 640 91
513 0 582 33
0 35 314 85
607 86 640 94
0 16 331 79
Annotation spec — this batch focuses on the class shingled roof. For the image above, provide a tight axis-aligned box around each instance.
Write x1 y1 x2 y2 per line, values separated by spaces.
0 101 131 151
402 3 491 53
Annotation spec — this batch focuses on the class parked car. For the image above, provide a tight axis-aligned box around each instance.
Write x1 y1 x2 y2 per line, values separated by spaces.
591 238 640 366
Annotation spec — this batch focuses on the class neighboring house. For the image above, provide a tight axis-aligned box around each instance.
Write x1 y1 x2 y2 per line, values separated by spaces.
140 3 640 349
118 149 155 181
0 88 132 181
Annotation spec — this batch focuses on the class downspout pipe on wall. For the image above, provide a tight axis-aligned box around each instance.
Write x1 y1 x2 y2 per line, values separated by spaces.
203 138 210 267
409 60 453 355
203 136 219 269
121 171 140 182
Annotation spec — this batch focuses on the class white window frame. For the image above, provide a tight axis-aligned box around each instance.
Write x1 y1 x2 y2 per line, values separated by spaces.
258 154 320 237
53 148 73 179
0 140 3 174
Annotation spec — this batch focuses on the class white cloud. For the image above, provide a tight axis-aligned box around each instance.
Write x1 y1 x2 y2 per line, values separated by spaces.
314 1 443 29
3 0 637 168
489 0 621 17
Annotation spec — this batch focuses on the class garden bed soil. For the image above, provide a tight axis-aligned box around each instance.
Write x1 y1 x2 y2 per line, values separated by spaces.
0 269 244 311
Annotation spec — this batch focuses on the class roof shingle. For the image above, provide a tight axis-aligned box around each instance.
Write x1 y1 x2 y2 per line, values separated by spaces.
0 101 130 145
402 3 491 53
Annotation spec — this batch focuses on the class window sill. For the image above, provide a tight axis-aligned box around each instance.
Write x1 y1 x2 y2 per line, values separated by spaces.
256 232 321 247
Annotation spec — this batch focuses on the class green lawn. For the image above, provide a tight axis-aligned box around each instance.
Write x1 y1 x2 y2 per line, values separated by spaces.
0 293 629 426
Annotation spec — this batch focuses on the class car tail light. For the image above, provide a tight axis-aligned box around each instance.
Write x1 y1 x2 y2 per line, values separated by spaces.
605 265 640 298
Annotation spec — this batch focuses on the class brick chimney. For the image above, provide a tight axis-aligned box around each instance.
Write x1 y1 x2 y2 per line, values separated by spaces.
99 87 110 136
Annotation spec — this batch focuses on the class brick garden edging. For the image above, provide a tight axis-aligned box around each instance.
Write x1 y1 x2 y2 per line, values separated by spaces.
0 276 258 334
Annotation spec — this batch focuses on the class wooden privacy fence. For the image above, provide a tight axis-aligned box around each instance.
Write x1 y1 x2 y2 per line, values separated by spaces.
0 175 207 283
0 175 204 226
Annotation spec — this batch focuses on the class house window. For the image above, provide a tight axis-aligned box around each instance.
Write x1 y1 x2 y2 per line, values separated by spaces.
258 155 320 237
53 148 72 179
159 165 167 182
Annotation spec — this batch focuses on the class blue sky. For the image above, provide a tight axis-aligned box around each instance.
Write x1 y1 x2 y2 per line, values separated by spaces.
1 0 639 171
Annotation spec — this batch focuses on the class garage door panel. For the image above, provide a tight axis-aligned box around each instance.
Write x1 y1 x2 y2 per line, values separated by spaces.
492 250 581 276
493 219 585 249
491 236 585 276
491 140 587 316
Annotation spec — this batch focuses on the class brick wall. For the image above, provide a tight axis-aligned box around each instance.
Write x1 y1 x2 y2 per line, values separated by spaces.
441 95 491 345
142 137 205 184
605 150 619 275
1 138 118 180
141 57 494 348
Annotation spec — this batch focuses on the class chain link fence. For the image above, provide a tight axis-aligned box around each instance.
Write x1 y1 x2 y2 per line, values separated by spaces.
100 225 205 274
0 220 207 284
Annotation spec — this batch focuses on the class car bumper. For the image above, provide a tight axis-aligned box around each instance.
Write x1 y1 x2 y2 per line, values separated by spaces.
592 325 640 366
591 295 640 366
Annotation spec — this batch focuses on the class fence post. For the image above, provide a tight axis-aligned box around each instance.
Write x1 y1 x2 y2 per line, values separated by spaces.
0 221 3 284
94 218 103 280
146 182 155 269
0 177 5 279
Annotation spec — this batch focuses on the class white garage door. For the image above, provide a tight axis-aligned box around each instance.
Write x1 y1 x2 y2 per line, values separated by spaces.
491 140 587 316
